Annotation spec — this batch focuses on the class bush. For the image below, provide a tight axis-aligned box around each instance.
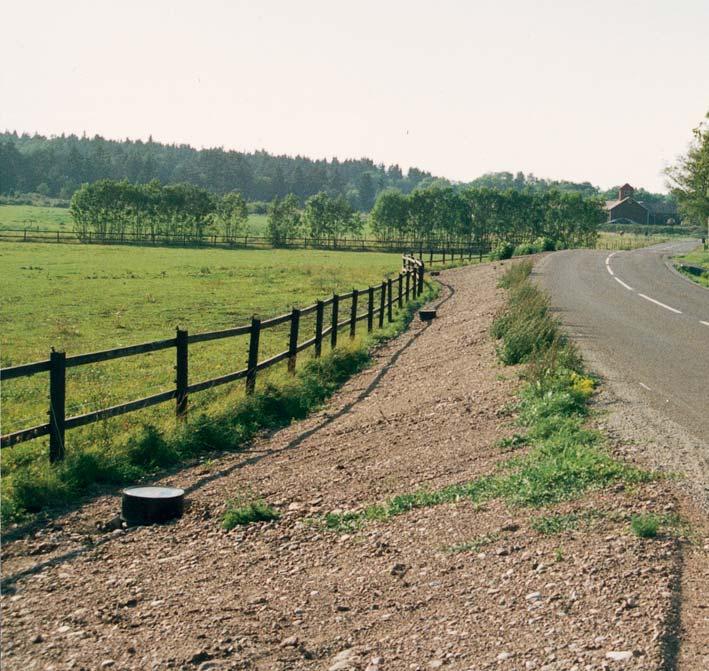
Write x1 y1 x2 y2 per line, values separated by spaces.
631 514 660 538
534 236 557 252
491 241 514 260
222 498 280 529
513 243 539 256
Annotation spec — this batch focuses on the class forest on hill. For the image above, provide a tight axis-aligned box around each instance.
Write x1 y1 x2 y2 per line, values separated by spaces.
0 131 674 210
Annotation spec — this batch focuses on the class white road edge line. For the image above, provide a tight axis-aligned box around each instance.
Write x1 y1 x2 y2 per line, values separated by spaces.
614 277 634 291
605 253 619 278
639 382 652 391
700 320 709 327
637 293 682 314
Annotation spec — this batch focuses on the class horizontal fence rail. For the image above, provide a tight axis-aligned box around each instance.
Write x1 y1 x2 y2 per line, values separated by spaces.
0 256 427 462
0 227 515 256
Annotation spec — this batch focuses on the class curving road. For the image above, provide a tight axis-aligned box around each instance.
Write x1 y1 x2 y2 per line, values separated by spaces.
536 240 709 444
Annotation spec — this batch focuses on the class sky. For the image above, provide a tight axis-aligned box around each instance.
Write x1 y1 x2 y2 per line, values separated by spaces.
2 0 707 193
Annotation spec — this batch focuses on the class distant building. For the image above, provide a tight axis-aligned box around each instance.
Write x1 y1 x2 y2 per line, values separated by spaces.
604 183 678 226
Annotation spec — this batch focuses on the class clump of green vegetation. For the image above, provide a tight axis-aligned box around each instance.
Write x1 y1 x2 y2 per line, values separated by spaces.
222 497 280 530
675 248 709 288
495 433 528 451
491 261 563 365
490 241 514 260
630 513 661 538
322 262 652 533
445 532 500 554
531 509 604 535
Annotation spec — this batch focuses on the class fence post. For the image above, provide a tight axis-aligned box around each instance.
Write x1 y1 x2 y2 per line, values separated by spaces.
315 300 324 357
418 261 425 294
48 349 66 463
175 328 189 419
405 270 411 301
442 249 446 265
387 279 393 322
379 281 386 327
288 308 300 373
398 273 403 307
429 249 433 265
367 286 374 332
350 289 358 338
330 294 339 349
246 316 261 394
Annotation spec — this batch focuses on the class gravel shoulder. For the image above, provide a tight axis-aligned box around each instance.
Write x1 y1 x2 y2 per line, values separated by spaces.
2 261 706 671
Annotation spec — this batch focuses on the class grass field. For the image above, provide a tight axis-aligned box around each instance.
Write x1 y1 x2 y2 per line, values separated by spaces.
0 204 270 236
0 242 401 440
0 241 428 521
0 204 73 231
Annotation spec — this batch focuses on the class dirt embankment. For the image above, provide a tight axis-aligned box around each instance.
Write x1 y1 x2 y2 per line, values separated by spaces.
2 262 707 671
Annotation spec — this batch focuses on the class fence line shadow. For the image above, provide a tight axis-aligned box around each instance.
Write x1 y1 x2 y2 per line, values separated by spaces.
2 278 454 589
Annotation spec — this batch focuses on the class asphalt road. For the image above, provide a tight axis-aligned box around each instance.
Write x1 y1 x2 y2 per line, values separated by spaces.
536 240 709 443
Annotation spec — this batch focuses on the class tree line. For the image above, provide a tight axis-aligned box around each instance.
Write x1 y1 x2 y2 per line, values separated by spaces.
1 131 676 216
71 180 248 240
0 131 433 210
69 179 366 243
69 179 603 248
369 186 603 247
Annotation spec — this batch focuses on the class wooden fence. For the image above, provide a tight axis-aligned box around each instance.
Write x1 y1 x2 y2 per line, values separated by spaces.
0 256 426 462
0 227 507 257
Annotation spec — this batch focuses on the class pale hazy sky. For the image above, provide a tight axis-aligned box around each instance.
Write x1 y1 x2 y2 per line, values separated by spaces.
2 1 707 192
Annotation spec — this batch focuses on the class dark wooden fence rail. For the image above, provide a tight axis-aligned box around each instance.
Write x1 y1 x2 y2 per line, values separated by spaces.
0 256 426 461
0 227 515 257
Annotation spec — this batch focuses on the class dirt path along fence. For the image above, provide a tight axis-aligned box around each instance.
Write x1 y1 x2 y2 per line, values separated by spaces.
0 256 426 462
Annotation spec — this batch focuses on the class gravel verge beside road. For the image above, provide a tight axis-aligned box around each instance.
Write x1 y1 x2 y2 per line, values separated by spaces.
2 261 706 671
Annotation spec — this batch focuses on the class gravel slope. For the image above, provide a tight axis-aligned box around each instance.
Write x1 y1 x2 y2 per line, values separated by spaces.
2 261 706 671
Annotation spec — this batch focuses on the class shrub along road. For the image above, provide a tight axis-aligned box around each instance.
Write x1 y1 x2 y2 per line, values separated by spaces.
1 260 707 670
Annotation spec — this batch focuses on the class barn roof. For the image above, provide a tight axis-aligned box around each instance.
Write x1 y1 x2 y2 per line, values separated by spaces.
604 197 649 212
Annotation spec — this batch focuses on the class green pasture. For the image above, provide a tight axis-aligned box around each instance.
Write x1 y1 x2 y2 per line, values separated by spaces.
0 204 271 236
0 242 401 452
0 204 72 232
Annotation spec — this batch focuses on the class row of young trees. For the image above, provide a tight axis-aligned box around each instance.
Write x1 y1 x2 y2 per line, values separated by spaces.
370 186 604 247
70 180 248 240
70 179 364 243
70 179 603 247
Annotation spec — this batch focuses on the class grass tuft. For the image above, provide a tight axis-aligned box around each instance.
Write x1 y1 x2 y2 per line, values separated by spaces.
630 513 660 538
222 498 280 530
